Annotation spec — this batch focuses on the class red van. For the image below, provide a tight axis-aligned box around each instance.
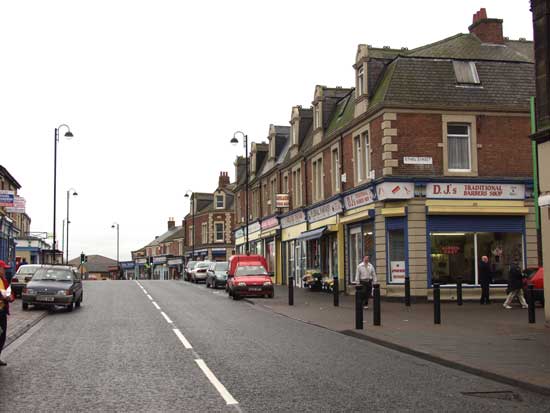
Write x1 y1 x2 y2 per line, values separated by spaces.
226 254 274 300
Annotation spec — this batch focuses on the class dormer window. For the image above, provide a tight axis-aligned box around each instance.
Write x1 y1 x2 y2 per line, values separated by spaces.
216 194 224 209
291 124 298 146
453 61 480 85
357 66 365 97
314 104 322 129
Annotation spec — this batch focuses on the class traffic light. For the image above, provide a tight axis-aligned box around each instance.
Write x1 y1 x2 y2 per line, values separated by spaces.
80 252 85 264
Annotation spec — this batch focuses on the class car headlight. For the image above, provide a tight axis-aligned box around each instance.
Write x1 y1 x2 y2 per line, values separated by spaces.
25 288 36 295
238 282 246 287
56 289 71 295
263 281 272 286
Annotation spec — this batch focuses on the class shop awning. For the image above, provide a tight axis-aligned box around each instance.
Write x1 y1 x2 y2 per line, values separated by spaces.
297 226 326 241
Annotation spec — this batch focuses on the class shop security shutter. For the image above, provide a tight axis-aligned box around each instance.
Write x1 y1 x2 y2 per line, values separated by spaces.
428 216 524 233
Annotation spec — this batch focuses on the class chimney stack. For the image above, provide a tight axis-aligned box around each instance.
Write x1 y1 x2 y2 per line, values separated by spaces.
168 217 175 230
468 8 504 44
219 171 230 188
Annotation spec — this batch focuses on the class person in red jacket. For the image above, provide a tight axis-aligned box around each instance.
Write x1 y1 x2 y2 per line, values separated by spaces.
0 259 15 366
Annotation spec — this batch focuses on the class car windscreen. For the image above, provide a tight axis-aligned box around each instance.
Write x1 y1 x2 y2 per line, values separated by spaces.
32 268 73 282
197 262 210 269
235 265 268 276
16 266 41 275
215 262 228 271
188 262 197 269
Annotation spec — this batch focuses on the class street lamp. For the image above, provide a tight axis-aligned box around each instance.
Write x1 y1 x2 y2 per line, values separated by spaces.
111 223 120 279
66 188 78 264
230 131 249 254
184 190 195 261
53 124 74 262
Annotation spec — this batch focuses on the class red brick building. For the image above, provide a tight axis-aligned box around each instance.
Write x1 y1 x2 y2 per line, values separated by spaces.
233 8 538 301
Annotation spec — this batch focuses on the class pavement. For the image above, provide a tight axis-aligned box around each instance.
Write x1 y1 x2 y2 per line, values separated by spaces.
247 285 550 396
3 298 47 349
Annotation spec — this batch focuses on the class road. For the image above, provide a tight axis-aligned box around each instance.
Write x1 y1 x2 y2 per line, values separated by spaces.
1 280 549 412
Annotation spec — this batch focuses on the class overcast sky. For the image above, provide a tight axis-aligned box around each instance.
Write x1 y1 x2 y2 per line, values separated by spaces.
0 1 533 261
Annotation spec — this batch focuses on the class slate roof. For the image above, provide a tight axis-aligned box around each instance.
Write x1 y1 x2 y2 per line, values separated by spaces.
326 91 355 136
370 57 534 112
407 33 533 63
162 226 186 242
68 254 118 274
146 226 183 247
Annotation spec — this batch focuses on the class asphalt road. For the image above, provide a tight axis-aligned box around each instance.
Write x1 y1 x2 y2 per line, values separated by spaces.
1 280 549 412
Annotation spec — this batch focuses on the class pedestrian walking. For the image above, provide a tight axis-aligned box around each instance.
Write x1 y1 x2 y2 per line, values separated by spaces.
503 260 528 310
356 255 377 309
0 260 15 366
479 255 492 304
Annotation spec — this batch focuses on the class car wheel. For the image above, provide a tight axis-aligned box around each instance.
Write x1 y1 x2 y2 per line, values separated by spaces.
76 293 82 307
232 293 239 300
22 302 29 311
206 280 210 288
269 293 274 299
67 301 74 312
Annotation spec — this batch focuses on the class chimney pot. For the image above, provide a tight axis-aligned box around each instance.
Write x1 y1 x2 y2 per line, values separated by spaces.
469 8 504 44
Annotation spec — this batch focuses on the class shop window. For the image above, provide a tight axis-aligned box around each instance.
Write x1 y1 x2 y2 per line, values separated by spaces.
266 239 275 273
430 231 523 285
330 236 338 277
348 222 375 284
306 239 321 271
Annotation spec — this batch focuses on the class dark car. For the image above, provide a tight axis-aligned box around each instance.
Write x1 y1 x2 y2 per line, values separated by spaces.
21 265 84 312
523 267 544 306
11 264 44 298
205 261 228 289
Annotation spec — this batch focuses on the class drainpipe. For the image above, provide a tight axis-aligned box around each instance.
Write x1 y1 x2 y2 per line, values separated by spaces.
530 96 542 267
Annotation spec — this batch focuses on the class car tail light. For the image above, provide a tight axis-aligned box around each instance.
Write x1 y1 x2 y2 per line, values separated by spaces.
12 277 19 283
198 269 206 273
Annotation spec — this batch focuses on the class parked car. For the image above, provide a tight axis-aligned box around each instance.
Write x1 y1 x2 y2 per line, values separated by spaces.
226 254 273 300
21 265 84 312
205 261 229 289
523 267 544 306
191 261 211 283
185 261 198 281
11 264 43 298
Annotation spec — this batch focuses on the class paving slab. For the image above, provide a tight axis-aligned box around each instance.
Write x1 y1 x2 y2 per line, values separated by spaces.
4 299 47 349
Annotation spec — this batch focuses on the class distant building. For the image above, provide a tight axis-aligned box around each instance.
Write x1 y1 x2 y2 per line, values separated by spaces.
68 254 119 280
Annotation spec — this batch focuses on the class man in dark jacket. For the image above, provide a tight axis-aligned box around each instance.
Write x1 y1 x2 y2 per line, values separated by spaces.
478 255 492 304
0 259 15 366
503 261 528 309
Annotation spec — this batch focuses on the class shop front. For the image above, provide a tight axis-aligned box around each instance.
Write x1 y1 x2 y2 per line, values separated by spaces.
168 257 184 279
121 261 135 279
193 249 208 261
152 256 168 280
211 248 229 261
135 258 148 280
281 210 307 287
259 216 280 279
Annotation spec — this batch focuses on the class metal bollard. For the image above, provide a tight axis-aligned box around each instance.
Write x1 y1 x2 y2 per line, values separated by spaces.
433 283 441 324
528 284 535 324
373 283 381 326
457 277 463 306
355 285 363 329
288 276 294 306
404 276 411 307
333 276 339 307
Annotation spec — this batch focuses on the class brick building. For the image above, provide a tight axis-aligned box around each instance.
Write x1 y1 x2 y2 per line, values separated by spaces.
184 172 235 262
233 8 538 300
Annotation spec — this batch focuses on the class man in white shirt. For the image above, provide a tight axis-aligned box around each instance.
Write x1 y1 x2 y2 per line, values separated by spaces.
356 255 377 309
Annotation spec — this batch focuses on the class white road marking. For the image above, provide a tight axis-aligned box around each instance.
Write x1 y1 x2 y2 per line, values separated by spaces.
152 301 161 310
161 311 173 324
173 328 193 349
147 294 153 300
143 289 148 294
195 359 238 405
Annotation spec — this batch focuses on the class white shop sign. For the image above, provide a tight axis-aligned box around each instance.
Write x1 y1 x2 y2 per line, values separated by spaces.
248 221 261 234
307 199 343 223
280 211 306 229
344 188 376 210
376 182 414 200
390 261 406 283
426 183 525 200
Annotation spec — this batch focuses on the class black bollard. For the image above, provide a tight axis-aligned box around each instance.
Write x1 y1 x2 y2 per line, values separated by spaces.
288 276 294 306
433 283 441 324
404 276 411 307
373 283 381 326
457 277 463 306
333 276 339 307
355 285 363 329
528 284 536 324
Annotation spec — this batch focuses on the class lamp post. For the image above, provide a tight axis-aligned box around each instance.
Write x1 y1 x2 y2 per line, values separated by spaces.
53 124 74 263
111 223 120 279
65 188 78 264
184 190 195 260
230 131 249 254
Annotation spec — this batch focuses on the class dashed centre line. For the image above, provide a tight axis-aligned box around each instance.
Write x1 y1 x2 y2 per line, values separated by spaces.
147 294 153 300
160 311 173 324
152 301 161 310
173 328 193 349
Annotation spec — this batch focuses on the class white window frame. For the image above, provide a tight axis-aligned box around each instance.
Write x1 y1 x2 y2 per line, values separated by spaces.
331 144 340 193
292 165 302 208
363 130 371 180
357 65 365 97
314 104 321 130
270 177 277 213
292 124 298 146
447 124 472 172
214 222 224 243
283 173 289 194
442 114 478 177
354 135 364 183
215 194 224 209
201 223 208 244
312 155 324 202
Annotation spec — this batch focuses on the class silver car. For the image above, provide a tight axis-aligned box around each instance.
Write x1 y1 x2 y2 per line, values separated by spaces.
191 261 211 283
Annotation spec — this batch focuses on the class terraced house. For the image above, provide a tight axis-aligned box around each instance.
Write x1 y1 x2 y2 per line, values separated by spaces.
232 8 539 300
